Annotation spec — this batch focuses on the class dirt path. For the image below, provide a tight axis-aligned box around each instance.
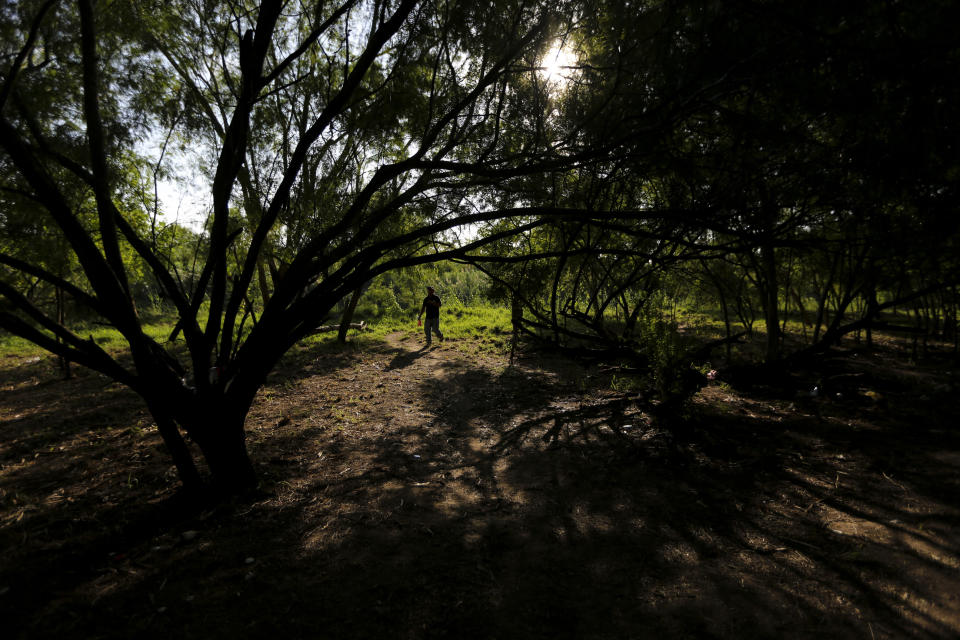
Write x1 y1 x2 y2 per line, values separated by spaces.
2 336 959 639
382 330 454 376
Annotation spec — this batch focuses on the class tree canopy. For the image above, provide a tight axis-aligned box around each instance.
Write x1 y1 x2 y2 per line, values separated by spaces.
2 0 958 495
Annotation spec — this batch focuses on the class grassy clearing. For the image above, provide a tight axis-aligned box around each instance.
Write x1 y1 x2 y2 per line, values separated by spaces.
0 304 513 367
0 315 178 360
4 301 941 372
333 303 513 355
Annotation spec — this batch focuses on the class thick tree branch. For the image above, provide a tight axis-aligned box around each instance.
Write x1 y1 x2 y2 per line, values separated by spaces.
0 284 136 387
0 116 135 330
220 0 418 360
203 0 285 364
246 10 545 333
0 252 103 314
77 0 130 295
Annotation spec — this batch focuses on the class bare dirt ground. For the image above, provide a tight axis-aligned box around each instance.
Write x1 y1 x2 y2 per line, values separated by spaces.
1 331 959 639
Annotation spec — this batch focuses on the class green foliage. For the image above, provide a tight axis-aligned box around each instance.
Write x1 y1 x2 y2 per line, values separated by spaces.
350 262 496 322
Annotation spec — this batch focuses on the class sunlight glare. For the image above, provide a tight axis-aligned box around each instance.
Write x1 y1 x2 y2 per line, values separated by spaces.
539 41 577 87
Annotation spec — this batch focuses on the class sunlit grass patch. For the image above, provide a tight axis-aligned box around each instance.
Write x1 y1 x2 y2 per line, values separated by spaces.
333 302 515 354
443 303 509 334
0 315 179 360
438 304 512 354
0 332 46 359
82 318 179 350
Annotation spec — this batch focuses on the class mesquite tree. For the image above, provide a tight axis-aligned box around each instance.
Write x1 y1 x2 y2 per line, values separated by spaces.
0 0 624 493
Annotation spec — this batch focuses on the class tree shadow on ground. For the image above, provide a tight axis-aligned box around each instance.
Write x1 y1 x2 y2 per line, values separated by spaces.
3 343 958 639
384 345 431 371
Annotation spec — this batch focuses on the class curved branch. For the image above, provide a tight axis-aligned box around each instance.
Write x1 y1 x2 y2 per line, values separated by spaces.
0 252 104 314
0 116 135 330
220 0 419 360
261 0 359 88
78 0 129 295
0 283 136 387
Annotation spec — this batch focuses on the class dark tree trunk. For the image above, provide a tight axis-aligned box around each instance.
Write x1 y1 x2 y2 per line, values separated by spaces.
813 253 839 343
338 286 364 343
153 387 260 495
55 285 72 379
257 259 272 304
510 293 523 365
700 259 733 362
149 404 204 491
718 286 732 363
191 415 258 494
792 288 809 344
865 284 879 348
761 242 780 363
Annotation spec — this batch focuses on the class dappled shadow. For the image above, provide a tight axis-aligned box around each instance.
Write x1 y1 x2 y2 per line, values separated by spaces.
3 340 959 638
385 345 430 371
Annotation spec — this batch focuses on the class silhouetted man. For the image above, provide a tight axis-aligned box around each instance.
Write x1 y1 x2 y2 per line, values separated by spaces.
418 286 444 345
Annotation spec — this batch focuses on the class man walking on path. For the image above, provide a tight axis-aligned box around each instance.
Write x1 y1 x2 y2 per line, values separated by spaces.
418 286 444 345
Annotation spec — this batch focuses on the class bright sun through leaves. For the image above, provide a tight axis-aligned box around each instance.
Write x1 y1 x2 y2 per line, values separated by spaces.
539 41 577 86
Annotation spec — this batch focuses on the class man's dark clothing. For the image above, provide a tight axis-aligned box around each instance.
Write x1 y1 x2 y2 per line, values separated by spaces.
423 294 441 318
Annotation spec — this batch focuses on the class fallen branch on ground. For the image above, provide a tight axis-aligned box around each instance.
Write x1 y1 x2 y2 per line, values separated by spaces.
311 321 366 334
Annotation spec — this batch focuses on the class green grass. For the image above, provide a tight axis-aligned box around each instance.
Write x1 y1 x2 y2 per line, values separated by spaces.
0 313 180 360
439 304 512 353
0 332 47 358
313 303 514 355
1 300 933 364
442 303 510 335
